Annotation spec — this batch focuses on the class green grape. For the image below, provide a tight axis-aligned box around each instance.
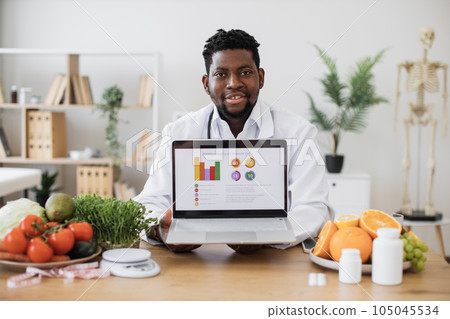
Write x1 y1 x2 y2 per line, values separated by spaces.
401 234 428 271
416 239 425 249
416 260 425 272
414 248 423 258
407 252 414 260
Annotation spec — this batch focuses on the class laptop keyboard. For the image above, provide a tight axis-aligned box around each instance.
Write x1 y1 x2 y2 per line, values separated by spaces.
174 218 288 232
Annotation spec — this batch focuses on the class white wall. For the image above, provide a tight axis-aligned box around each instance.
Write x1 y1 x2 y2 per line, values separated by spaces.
1 0 449 255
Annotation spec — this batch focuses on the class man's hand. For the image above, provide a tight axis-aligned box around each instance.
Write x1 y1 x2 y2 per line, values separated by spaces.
159 209 201 253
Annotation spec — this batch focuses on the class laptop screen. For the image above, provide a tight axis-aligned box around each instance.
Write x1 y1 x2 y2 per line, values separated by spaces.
172 139 287 218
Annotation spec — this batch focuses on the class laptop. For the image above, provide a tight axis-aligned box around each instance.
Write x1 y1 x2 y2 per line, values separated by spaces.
166 139 296 245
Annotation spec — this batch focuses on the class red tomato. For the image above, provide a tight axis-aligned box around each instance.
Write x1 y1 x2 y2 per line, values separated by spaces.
42 221 61 230
19 215 44 237
27 237 54 263
4 227 28 254
68 222 94 242
48 228 75 255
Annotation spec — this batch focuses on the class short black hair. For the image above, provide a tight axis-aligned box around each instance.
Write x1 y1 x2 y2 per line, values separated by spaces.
202 29 260 74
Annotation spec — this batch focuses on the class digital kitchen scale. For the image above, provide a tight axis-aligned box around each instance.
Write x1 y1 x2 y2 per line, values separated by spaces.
100 248 160 278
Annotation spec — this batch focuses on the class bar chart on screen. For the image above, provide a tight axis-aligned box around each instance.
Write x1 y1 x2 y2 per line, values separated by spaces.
194 157 220 181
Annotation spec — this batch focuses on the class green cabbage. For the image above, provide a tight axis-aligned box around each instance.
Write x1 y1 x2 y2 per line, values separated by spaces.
0 198 46 239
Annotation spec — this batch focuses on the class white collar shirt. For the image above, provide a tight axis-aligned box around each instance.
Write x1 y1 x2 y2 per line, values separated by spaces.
209 99 272 139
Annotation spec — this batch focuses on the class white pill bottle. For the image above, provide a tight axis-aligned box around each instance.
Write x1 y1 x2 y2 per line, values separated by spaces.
371 227 403 285
339 248 362 284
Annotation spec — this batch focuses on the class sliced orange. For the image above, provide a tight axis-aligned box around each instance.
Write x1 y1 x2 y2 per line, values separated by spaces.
359 209 402 239
312 220 338 259
335 214 359 229
329 227 373 263
408 231 419 242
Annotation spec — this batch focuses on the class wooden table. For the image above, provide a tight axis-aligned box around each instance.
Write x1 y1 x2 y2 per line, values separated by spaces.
1 242 449 301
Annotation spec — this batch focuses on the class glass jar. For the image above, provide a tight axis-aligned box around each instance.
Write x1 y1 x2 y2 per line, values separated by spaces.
371 227 403 285
339 248 362 284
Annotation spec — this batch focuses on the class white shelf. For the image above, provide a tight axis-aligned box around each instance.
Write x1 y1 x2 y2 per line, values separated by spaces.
0 49 159 196
0 48 159 130
0 103 152 110
0 156 113 165
0 48 157 56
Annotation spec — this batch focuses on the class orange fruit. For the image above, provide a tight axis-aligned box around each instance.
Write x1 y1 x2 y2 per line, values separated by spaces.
408 231 419 242
312 220 338 259
329 227 373 263
335 214 359 229
359 209 402 239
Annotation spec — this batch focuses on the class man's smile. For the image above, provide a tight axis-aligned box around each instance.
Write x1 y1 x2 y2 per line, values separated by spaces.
225 93 246 105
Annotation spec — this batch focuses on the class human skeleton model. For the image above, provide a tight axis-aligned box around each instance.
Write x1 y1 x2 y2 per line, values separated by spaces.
394 27 448 216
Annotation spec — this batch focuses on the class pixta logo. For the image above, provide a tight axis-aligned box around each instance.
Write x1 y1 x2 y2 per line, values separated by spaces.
125 129 171 174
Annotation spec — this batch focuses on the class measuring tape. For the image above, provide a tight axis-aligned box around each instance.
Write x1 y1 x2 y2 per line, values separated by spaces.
6 261 110 288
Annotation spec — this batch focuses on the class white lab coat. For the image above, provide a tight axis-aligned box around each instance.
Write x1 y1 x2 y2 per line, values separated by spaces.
134 99 334 248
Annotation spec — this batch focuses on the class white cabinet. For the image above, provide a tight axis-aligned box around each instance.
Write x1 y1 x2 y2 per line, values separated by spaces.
326 173 371 218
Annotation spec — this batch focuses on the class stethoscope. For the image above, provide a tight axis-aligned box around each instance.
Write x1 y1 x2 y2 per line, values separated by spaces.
207 110 214 139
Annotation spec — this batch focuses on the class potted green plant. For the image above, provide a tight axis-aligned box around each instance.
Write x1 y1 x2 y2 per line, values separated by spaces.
96 85 124 168
74 194 157 249
307 45 388 173
31 170 61 207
